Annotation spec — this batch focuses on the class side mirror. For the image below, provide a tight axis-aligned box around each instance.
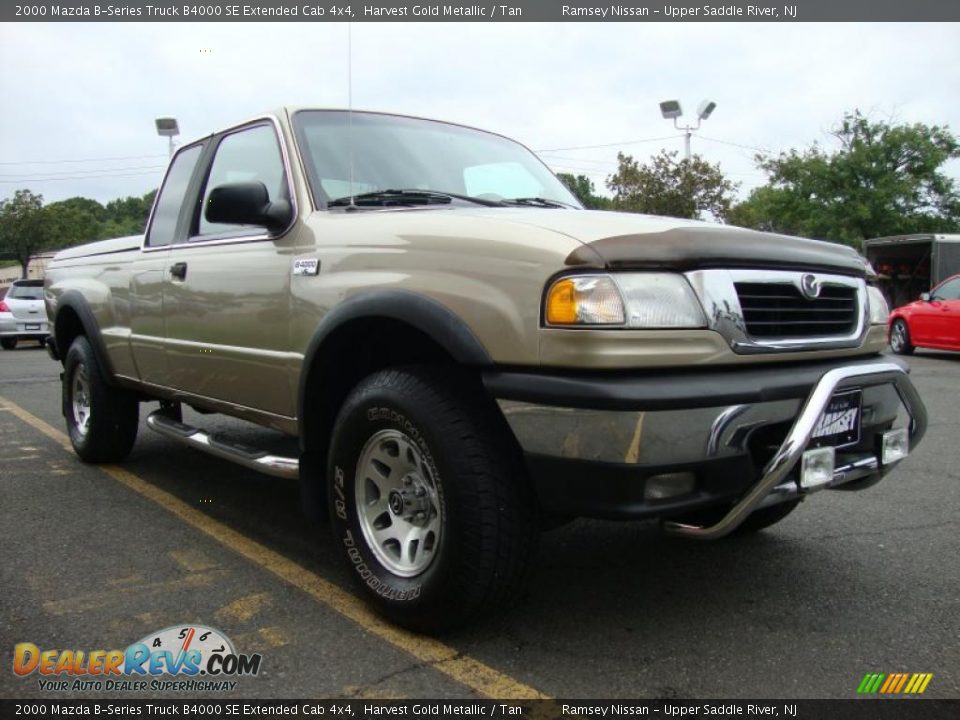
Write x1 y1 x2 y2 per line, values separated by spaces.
205 181 292 232
920 292 931 302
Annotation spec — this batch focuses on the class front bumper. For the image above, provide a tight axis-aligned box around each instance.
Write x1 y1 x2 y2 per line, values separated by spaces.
484 355 927 538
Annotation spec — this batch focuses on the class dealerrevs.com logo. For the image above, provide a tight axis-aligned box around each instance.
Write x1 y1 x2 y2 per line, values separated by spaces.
13 625 262 693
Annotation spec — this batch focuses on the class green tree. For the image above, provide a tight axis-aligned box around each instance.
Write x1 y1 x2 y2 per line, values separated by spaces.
727 111 960 246
0 190 55 278
46 196 108 247
556 173 611 210
40 189 157 250
104 189 156 236
607 150 738 220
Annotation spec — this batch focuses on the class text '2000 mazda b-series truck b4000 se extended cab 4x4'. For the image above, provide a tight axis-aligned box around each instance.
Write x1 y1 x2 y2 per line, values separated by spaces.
43 109 928 631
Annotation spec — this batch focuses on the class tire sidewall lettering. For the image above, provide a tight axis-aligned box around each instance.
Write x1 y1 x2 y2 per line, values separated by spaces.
330 403 446 605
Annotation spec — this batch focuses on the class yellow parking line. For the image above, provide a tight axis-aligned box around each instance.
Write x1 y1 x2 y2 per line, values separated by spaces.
215 592 272 624
624 412 645 463
0 396 548 700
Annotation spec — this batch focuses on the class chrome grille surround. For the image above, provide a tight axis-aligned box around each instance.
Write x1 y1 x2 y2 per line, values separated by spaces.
684 269 868 354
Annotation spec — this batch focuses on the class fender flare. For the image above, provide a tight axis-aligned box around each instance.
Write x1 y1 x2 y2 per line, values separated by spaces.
296 289 491 438
55 290 118 385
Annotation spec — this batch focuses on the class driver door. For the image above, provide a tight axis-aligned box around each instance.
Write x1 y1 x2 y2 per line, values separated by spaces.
929 277 960 348
162 120 300 418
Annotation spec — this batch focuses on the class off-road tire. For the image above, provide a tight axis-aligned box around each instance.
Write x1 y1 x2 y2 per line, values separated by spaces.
889 318 915 355
1 338 16 350
327 367 538 633
63 335 139 463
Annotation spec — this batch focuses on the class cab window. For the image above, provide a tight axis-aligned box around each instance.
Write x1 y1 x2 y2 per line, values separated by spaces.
196 124 289 238
146 145 202 247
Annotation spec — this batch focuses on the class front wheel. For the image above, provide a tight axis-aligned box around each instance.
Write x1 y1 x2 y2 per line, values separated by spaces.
889 319 914 355
326 367 537 632
63 335 139 463
1 338 16 350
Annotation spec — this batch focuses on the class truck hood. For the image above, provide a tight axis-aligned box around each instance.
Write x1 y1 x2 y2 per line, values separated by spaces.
457 208 868 277
53 235 143 261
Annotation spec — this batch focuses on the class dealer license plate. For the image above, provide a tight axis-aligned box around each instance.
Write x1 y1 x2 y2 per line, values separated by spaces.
25 323 41 331
811 390 862 448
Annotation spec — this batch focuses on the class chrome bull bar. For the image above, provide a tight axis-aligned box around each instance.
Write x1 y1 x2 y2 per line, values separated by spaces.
663 361 927 540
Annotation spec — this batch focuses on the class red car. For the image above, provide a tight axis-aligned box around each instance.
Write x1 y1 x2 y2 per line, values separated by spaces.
889 274 960 354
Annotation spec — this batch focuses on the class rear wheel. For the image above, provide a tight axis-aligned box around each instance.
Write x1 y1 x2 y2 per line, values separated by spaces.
889 319 914 355
63 335 139 463
326 367 537 632
1 338 16 350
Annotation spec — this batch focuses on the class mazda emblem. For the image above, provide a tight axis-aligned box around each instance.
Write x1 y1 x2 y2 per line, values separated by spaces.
800 274 821 299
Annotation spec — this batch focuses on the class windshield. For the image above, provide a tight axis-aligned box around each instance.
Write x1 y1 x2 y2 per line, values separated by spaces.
293 111 581 209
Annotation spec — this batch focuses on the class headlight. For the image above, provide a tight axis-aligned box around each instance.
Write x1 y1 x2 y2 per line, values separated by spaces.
616 274 707 328
867 285 890 325
545 273 707 328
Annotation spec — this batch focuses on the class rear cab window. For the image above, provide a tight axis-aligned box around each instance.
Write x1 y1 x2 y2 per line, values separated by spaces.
145 144 204 247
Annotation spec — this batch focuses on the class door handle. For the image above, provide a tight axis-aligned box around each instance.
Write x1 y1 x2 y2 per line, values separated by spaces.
169 262 188 280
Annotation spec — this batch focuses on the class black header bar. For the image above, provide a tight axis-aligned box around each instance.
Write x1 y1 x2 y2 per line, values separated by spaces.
2 699 959 720
3 0 959 23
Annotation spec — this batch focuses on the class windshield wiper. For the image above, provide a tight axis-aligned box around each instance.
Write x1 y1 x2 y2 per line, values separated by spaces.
501 197 577 209
327 189 504 208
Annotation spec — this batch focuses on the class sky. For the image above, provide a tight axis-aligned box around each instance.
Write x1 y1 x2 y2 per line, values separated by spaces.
1 21 959 206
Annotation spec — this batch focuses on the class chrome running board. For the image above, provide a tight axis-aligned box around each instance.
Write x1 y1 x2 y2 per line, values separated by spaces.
145 411 299 480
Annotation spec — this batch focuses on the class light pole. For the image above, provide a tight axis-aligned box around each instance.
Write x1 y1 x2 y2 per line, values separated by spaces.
155 117 180 157
659 100 717 160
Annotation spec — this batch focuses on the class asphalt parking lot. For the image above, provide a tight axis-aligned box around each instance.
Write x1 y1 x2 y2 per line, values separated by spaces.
1 345 958 700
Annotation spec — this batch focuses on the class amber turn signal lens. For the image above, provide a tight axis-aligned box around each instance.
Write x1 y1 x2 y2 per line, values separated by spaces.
546 278 578 324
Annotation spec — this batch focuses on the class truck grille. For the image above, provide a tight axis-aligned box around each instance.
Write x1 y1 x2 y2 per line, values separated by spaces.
735 282 859 339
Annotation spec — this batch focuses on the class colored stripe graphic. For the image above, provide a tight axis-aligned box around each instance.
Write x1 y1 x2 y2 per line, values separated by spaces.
879 674 896 693
858 672 933 694
858 673 886 694
893 673 909 693
911 673 933 694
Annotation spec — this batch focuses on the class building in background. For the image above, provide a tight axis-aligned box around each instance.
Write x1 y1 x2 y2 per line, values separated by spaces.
0 251 58 291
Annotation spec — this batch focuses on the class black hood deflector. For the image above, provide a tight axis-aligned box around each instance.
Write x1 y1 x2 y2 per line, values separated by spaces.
565 226 866 277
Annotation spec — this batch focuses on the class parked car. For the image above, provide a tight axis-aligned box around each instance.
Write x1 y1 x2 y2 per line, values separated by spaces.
43 109 927 631
889 273 960 354
0 279 49 350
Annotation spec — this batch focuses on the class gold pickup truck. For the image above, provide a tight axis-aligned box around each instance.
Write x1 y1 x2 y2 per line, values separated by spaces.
43 108 927 631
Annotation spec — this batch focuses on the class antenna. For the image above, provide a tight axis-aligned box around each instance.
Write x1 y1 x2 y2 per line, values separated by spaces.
348 22 355 208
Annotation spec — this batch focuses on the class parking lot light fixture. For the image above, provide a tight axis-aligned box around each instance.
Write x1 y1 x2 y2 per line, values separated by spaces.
660 98 717 160
155 117 180 157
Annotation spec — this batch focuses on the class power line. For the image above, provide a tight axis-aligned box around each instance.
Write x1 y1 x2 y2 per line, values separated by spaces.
535 134 684 152
0 169 164 183
0 164 167 180
0 153 167 166
696 135 768 153
539 153 619 167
